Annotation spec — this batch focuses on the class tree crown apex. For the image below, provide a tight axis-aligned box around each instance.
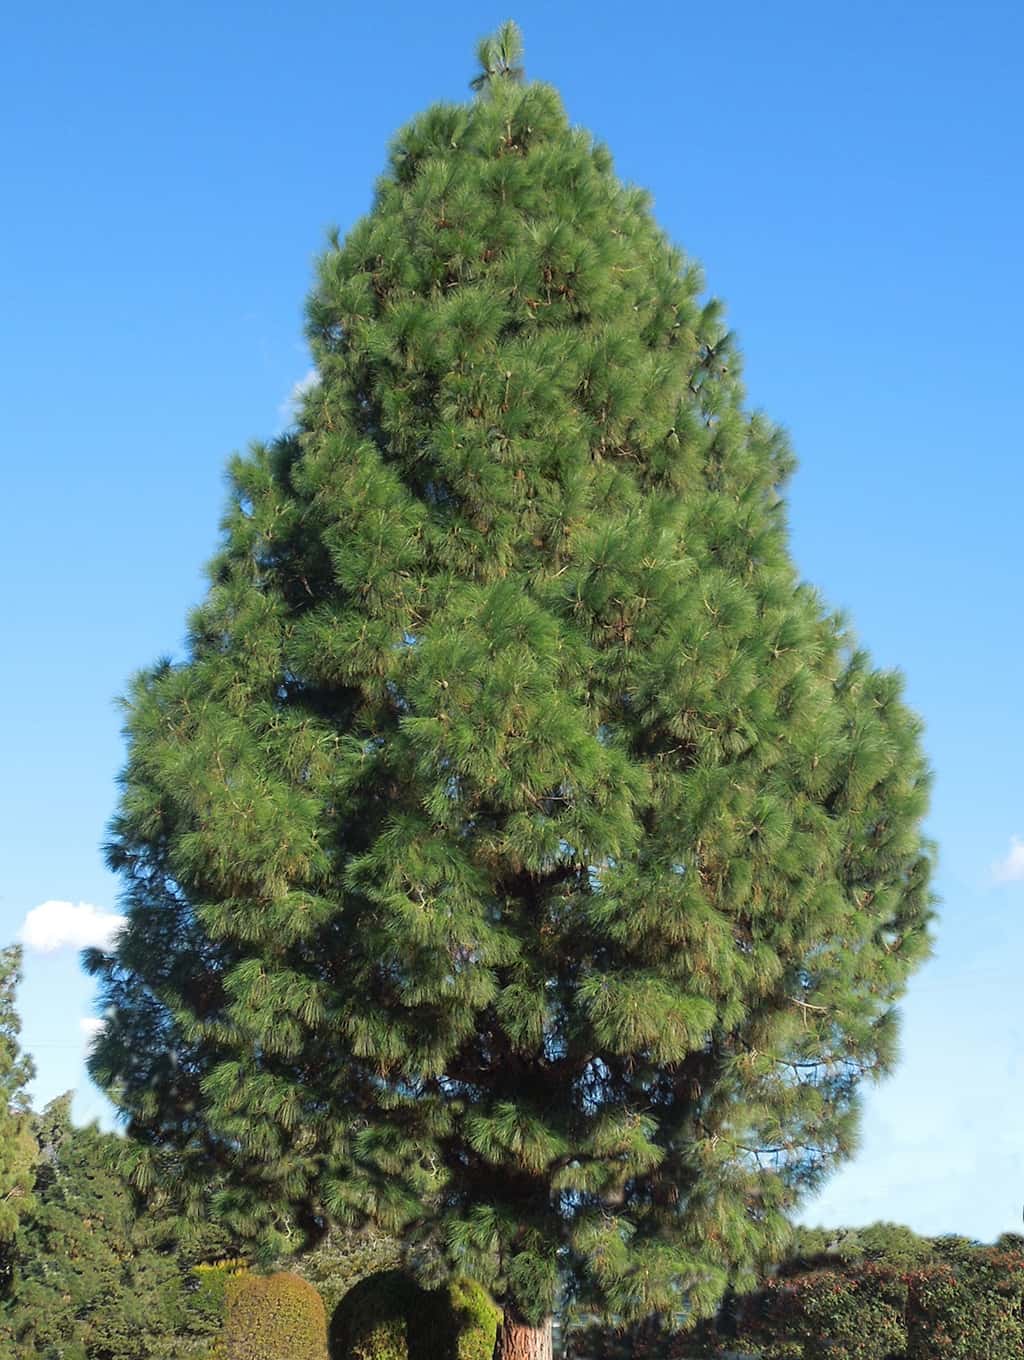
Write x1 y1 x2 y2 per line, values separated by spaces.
470 20 525 93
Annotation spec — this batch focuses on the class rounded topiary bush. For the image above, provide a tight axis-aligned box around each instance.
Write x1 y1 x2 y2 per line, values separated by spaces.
329 1270 500 1360
330 1270 419 1360
222 1270 328 1360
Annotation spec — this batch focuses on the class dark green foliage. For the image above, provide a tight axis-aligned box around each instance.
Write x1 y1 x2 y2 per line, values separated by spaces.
329 1270 500 1360
191 1258 251 1350
0 947 35 1252
294 1225 402 1319
87 22 934 1329
218 1270 328 1360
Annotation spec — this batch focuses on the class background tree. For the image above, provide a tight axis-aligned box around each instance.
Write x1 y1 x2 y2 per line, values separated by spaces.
1 1095 226 1359
0 946 35 1276
88 22 934 1360
779 1221 935 1274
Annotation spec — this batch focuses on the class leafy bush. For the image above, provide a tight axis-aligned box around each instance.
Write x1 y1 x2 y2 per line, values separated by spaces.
738 1265 907 1360
190 1258 248 1357
564 1231 1024 1360
330 1270 418 1360
329 1269 500 1360
905 1245 1024 1360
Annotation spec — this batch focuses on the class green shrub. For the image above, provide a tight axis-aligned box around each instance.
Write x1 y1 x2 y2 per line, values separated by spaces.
213 1269 328 1360
329 1269 501 1360
734 1265 907 1360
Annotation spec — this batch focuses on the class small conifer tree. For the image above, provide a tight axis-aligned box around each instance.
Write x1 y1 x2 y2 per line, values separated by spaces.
88 23 933 1360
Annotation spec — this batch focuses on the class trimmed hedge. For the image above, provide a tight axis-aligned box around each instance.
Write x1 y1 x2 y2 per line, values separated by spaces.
197 1265 328 1360
329 1269 500 1360
695 1240 1024 1360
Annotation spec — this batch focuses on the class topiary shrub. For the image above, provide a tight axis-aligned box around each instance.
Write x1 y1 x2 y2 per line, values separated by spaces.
330 1269 420 1360
220 1269 328 1360
329 1270 501 1360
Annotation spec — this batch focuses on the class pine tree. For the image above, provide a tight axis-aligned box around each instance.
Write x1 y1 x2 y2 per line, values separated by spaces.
0 947 36 1262
87 23 933 1360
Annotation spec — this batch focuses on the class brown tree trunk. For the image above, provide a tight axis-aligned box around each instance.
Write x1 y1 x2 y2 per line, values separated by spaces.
494 1309 553 1360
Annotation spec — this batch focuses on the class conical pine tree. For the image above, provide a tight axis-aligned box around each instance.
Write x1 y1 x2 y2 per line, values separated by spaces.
88 25 933 1360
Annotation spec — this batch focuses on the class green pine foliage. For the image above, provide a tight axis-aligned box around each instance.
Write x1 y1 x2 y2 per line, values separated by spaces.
0 947 36 1254
87 21 934 1331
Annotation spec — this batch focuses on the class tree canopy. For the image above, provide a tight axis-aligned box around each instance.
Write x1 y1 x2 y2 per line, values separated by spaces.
88 21 933 1347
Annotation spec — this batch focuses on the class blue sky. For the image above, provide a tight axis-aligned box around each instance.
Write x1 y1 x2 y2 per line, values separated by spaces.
2 0 1021 1240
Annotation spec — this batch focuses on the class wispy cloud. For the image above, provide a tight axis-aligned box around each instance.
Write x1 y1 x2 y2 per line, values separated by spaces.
992 836 1024 884
278 367 319 425
19 900 126 953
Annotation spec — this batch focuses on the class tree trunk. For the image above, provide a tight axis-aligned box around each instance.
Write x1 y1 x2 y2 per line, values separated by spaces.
494 1309 553 1360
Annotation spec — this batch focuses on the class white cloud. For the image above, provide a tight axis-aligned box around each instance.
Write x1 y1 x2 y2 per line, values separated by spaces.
278 367 320 424
19 900 126 954
993 836 1024 884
